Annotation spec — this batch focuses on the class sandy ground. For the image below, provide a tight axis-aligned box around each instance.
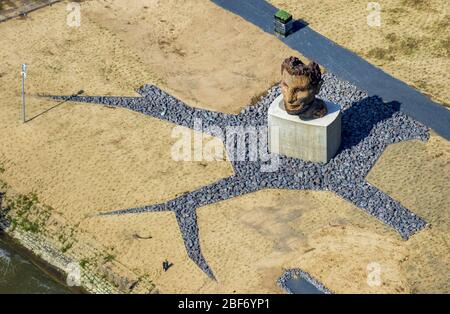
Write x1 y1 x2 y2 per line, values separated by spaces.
0 0 448 294
0 0 307 222
197 190 407 293
0 0 304 223
0 2 232 250
367 132 450 293
368 132 450 230
76 133 448 293
0 0 300 292
196 133 449 293
270 0 450 107
79 211 211 293
76 0 304 114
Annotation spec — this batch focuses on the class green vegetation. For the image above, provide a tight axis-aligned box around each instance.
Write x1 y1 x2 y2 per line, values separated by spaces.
401 0 427 8
438 37 450 58
385 33 398 43
79 258 89 269
0 164 7 191
398 37 419 55
367 34 425 62
61 242 73 253
0 181 7 191
104 253 116 263
135 273 156 293
57 226 77 253
5 193 52 234
415 79 428 90
367 47 395 61
275 10 292 23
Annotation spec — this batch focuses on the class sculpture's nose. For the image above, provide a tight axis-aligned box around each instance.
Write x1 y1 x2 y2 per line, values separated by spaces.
288 94 303 105
286 90 295 104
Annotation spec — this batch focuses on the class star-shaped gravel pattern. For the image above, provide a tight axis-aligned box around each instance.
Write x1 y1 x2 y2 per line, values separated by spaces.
52 73 429 278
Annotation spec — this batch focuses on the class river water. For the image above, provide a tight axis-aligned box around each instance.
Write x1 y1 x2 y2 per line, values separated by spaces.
0 236 72 294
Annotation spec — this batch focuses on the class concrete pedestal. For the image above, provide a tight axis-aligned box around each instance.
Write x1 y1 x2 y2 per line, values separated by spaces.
268 95 341 163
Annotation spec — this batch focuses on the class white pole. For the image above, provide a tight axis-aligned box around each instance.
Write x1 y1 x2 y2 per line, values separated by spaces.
21 64 27 123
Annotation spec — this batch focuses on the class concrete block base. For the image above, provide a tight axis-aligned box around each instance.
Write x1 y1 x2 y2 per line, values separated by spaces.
268 95 341 163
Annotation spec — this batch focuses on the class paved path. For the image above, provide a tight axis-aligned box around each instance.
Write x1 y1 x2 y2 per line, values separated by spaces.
211 0 450 141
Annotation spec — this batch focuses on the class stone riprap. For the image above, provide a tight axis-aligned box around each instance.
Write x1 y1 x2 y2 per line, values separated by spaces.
52 72 429 279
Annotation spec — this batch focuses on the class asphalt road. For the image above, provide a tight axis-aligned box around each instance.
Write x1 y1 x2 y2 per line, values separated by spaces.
211 0 450 140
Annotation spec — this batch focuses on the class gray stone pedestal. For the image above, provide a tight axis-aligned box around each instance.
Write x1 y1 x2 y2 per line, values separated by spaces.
268 95 341 163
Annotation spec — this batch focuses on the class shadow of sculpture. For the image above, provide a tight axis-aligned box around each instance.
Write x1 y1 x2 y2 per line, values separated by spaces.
339 96 401 151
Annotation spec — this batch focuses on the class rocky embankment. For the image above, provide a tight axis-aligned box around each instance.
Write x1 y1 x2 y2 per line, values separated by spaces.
0 183 154 294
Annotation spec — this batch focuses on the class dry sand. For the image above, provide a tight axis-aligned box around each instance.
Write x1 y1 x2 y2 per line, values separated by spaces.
0 21 233 221
0 0 233 279
0 0 303 223
367 132 450 293
79 211 211 293
197 135 449 294
72 114 449 294
0 0 448 294
78 0 304 113
0 0 301 292
197 190 407 294
194 133 449 293
270 0 450 106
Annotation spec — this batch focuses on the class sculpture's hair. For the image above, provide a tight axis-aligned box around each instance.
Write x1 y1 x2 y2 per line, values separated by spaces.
281 56 322 86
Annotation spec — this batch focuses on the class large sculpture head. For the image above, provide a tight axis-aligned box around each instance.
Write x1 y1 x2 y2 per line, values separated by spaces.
281 56 327 119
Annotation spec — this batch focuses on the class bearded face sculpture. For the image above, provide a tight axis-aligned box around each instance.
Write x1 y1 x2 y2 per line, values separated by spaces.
281 56 327 120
